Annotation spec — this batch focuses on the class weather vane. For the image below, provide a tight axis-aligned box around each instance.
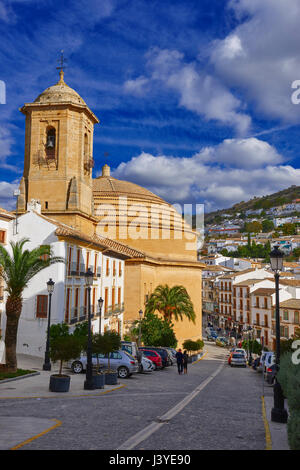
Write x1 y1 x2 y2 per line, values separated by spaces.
56 50 67 80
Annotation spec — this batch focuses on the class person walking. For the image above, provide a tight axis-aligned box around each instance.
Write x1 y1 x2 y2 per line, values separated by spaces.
175 348 184 375
183 350 188 374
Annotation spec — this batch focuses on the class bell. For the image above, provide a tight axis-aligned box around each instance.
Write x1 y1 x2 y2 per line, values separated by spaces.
46 136 55 148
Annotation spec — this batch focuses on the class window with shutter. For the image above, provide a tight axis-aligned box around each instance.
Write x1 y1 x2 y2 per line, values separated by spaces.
36 295 48 318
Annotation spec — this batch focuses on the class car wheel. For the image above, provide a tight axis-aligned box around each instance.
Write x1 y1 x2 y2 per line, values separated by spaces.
153 363 157 370
118 366 129 379
72 361 83 374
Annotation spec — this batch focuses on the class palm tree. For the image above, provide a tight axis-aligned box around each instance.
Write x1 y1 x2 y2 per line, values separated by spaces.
0 238 65 372
145 284 196 324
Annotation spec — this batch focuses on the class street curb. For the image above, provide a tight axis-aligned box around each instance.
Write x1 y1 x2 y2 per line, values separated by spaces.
192 351 207 364
0 372 40 385
261 395 272 451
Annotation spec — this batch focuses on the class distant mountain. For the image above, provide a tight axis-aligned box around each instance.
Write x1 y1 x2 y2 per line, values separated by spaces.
200 185 300 226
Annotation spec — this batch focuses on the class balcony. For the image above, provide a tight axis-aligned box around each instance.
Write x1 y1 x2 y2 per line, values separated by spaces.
104 303 125 319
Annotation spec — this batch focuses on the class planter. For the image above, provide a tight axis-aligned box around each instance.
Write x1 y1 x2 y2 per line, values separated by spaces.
104 371 118 385
49 374 70 393
92 373 105 389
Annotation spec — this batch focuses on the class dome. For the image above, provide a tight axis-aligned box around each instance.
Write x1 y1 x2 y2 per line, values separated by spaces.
34 71 86 106
93 165 198 261
93 165 165 205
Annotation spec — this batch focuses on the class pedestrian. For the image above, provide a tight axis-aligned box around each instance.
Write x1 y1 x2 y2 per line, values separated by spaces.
175 348 184 374
183 350 188 374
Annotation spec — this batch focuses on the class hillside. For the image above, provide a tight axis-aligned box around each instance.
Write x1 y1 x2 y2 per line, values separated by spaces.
202 185 300 225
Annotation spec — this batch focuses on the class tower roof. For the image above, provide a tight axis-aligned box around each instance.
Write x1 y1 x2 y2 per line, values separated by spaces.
34 71 86 106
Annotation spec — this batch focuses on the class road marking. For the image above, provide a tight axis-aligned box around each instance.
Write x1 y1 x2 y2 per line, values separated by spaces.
261 396 272 450
191 351 208 364
117 362 224 450
10 419 62 450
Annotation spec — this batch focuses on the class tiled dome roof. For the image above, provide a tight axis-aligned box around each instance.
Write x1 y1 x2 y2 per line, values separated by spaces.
34 71 86 106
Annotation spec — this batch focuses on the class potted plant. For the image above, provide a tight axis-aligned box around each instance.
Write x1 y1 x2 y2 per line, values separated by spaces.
96 331 121 385
91 333 105 389
49 334 82 392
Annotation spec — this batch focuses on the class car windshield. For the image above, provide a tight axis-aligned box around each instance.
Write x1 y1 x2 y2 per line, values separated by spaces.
233 354 244 358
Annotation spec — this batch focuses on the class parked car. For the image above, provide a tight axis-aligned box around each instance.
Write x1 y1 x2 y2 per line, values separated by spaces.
121 341 142 363
160 347 175 365
69 350 139 378
140 347 169 367
139 348 162 369
164 347 177 363
234 348 247 357
139 353 154 373
258 352 275 373
216 337 228 347
230 353 247 367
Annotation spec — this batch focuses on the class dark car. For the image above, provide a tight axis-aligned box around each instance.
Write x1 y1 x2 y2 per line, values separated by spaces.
139 347 169 367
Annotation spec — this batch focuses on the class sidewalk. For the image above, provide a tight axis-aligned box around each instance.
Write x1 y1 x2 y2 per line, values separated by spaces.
0 354 125 450
263 395 290 450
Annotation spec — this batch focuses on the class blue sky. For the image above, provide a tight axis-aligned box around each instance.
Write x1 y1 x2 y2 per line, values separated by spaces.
0 0 300 212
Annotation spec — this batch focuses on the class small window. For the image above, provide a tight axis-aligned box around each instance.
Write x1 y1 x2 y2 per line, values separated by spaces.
36 295 48 318
0 230 6 244
45 202 48 209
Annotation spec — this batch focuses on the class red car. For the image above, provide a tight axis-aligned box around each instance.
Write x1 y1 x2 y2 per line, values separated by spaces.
139 348 162 370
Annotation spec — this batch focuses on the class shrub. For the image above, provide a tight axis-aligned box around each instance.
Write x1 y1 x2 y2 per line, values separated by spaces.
277 352 300 450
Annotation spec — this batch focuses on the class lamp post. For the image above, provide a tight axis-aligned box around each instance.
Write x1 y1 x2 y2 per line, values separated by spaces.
138 309 143 346
98 297 104 334
84 268 95 390
270 246 288 423
43 278 55 371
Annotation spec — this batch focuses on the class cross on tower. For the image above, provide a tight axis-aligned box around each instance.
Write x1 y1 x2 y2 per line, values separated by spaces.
56 50 67 81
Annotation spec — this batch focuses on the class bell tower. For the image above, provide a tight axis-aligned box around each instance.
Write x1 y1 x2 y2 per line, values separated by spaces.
18 65 99 233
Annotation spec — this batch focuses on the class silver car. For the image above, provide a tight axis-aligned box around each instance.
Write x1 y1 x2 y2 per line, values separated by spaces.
69 350 139 378
230 353 247 368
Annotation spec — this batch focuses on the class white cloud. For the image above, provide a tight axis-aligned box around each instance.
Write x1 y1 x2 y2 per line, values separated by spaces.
211 0 300 122
112 138 300 211
124 47 251 135
0 179 19 210
197 137 283 169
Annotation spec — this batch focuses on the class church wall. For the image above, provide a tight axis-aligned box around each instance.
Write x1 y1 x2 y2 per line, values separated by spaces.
124 261 202 348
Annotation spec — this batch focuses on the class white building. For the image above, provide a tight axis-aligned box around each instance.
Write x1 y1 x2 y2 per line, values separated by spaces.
0 202 142 358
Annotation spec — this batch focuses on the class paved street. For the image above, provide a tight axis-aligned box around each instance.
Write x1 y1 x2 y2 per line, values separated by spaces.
0 344 272 450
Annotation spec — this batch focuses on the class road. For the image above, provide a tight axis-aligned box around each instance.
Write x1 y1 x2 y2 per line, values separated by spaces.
0 343 271 450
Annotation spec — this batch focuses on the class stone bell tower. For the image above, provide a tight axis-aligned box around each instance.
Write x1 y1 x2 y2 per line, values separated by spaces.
18 67 99 233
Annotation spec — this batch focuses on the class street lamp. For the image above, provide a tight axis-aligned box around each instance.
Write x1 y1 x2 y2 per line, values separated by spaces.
98 297 104 334
84 268 95 390
270 245 288 423
138 309 143 346
43 278 55 371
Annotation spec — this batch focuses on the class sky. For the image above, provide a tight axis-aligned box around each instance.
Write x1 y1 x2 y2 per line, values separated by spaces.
0 0 300 213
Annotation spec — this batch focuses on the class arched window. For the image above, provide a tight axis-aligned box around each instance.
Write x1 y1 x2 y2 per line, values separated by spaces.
45 127 56 160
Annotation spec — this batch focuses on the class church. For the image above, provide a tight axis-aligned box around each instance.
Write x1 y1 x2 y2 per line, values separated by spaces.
15 68 204 346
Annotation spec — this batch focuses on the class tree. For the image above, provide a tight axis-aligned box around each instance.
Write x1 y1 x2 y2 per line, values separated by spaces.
262 219 274 233
132 312 177 348
244 221 262 234
145 285 196 324
94 331 121 371
49 334 82 376
0 238 65 372
281 223 296 235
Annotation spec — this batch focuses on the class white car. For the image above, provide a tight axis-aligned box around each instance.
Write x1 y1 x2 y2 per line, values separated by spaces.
234 348 247 357
230 353 247 367
139 354 154 373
